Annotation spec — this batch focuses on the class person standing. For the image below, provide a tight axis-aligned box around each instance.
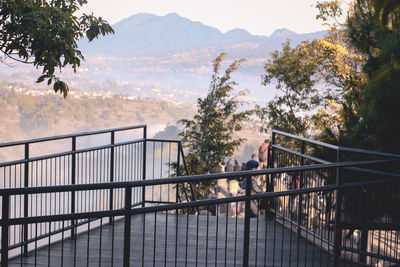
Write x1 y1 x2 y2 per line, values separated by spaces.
258 139 270 169
225 154 238 172
246 153 260 170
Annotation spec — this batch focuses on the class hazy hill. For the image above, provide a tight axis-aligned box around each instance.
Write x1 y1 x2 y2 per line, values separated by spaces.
2 13 327 104
80 12 326 55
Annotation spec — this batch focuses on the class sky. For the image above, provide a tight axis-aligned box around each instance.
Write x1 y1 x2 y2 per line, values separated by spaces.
80 0 327 36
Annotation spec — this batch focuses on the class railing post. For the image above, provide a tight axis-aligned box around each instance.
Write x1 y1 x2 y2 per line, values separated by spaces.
297 140 305 236
109 131 115 223
23 143 29 255
265 132 276 219
242 174 251 267
142 126 147 208
176 142 181 204
270 131 275 169
359 226 368 264
333 149 343 267
71 137 76 238
2 195 10 267
123 186 132 267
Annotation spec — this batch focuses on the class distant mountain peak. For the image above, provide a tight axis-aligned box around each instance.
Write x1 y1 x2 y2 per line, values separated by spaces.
165 12 180 18
224 28 253 40
80 13 325 55
270 28 297 38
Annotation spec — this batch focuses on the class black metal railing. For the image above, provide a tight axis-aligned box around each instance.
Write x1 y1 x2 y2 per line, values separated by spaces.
0 159 398 267
0 127 399 266
0 125 192 263
270 129 400 266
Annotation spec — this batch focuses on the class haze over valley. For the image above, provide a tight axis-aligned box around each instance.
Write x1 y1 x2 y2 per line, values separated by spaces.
0 12 324 157
1 13 325 104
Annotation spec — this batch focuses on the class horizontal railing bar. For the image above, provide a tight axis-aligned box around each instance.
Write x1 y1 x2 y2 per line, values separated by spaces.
273 144 331 164
5 209 126 225
273 129 400 158
340 245 400 264
0 138 144 167
5 218 91 253
0 138 181 167
145 200 177 204
0 139 143 167
145 138 180 143
5 176 400 226
273 129 339 150
1 159 399 196
126 174 399 212
0 125 147 148
339 146 400 158
274 144 399 178
2 201 144 254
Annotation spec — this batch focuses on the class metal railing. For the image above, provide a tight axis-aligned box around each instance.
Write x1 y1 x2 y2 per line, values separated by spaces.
0 127 399 266
0 159 399 266
270 129 400 266
0 125 193 264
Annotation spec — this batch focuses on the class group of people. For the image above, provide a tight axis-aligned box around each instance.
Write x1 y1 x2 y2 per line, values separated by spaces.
217 139 271 217
225 138 271 174
219 139 271 195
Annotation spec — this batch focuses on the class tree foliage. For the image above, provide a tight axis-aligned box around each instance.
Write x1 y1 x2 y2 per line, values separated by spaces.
347 0 400 153
0 0 114 97
258 0 400 223
179 53 253 199
259 30 366 142
259 0 400 152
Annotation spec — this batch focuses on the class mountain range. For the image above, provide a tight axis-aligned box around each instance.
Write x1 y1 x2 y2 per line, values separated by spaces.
80 12 326 55
3 13 327 104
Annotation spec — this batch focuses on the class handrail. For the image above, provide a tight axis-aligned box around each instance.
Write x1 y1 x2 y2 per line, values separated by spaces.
0 158 398 196
272 129 339 150
272 129 400 158
273 144 399 177
0 138 146 167
1 166 399 225
0 124 146 148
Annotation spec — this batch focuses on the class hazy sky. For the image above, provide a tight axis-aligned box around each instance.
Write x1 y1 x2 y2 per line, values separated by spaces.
80 0 327 36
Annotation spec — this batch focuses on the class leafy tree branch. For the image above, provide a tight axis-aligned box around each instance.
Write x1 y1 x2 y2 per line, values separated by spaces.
0 0 114 97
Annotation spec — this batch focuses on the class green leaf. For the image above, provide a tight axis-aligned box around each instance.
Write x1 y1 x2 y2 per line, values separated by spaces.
36 75 48 83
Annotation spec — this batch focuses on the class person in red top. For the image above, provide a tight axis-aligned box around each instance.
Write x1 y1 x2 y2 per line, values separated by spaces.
258 139 269 169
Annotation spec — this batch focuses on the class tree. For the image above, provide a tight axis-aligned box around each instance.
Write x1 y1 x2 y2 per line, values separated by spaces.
0 0 114 97
179 53 253 199
259 0 400 225
259 40 321 136
347 0 400 153
259 33 366 143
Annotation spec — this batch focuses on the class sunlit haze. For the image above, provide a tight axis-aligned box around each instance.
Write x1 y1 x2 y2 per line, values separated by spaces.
80 0 327 36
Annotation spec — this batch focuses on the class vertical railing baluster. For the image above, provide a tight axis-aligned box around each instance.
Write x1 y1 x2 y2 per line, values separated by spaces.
176 142 181 204
298 140 305 236
270 131 275 169
2 195 10 267
265 132 276 219
333 149 342 267
142 126 147 207
23 143 29 254
123 186 132 267
71 137 76 238
109 131 115 223
243 174 251 267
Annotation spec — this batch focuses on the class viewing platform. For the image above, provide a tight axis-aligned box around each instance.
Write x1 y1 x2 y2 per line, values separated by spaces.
9 213 341 267
0 125 399 266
